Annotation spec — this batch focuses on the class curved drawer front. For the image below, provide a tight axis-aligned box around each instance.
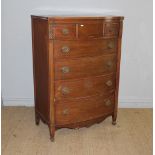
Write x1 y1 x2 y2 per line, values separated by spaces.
54 39 117 59
55 74 115 99
55 54 116 80
55 94 115 125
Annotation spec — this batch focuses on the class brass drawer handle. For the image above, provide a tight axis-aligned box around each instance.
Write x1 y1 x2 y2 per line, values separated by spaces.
108 41 115 49
108 29 115 33
61 46 70 53
63 109 69 115
62 87 70 95
106 80 113 87
106 61 113 68
62 28 69 35
61 66 70 73
104 99 112 106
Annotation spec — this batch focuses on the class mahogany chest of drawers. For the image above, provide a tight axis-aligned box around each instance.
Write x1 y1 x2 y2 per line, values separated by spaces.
31 15 124 141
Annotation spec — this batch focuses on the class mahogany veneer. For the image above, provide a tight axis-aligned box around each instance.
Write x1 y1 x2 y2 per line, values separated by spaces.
31 15 124 141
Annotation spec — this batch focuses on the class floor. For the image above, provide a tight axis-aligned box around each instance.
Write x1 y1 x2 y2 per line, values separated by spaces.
2 107 152 155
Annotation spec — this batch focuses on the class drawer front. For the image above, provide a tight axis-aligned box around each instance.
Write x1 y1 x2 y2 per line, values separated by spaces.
54 39 117 59
78 21 103 39
55 74 115 99
55 94 114 125
104 23 119 36
50 22 119 39
52 24 76 40
55 55 116 80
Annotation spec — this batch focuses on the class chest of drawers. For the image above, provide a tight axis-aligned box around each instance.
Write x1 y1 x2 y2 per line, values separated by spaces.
31 15 124 141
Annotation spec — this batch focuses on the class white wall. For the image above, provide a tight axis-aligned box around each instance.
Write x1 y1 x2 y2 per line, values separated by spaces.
2 0 153 107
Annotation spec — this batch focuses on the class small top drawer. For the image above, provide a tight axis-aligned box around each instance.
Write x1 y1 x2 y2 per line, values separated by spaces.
104 23 119 36
50 24 76 40
78 21 103 39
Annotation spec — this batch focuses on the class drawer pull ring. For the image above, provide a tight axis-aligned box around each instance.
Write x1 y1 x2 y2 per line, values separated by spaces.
62 87 70 95
106 80 113 87
108 42 115 49
106 61 113 68
61 66 70 73
62 28 69 35
63 109 69 115
61 46 70 53
104 99 112 106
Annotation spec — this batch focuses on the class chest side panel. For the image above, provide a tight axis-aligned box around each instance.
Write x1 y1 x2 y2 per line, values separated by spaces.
31 17 50 123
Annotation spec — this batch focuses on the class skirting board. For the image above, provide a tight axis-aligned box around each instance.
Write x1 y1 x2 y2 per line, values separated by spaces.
2 97 153 108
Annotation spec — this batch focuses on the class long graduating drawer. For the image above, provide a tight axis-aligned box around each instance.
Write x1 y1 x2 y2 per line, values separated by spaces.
55 54 116 80
54 39 117 59
55 74 115 99
55 94 115 125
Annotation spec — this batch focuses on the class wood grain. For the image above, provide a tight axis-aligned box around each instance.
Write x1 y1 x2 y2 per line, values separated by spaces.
47 16 124 23
48 25 55 139
55 54 117 80
113 20 123 123
55 94 115 125
104 23 119 36
51 24 76 40
54 39 117 59
78 20 103 39
31 16 50 124
55 74 116 99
